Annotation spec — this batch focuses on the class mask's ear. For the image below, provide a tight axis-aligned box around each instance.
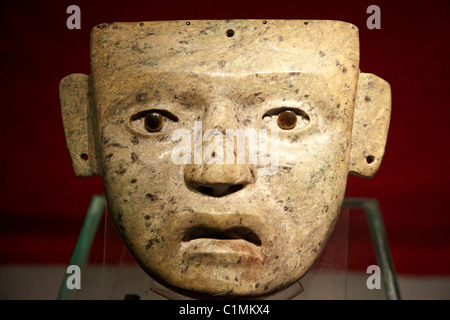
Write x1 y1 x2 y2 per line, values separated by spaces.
59 74 99 177
349 73 391 177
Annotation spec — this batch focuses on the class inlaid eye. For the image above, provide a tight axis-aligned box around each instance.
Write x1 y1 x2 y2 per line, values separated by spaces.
129 109 179 136
262 107 310 131
144 112 164 132
277 110 297 130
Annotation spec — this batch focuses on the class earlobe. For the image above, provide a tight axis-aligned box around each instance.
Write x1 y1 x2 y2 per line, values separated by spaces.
349 73 391 177
59 73 99 177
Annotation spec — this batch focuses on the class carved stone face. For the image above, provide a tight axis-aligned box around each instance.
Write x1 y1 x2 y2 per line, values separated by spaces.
60 20 391 297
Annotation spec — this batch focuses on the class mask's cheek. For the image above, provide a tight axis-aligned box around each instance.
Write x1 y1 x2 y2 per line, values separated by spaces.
99 127 183 262
102 163 186 279
258 132 349 275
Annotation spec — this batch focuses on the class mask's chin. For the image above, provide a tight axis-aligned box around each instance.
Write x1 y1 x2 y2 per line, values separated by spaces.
145 274 305 300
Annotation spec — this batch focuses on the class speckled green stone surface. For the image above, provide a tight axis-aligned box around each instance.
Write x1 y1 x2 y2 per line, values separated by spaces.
60 20 391 297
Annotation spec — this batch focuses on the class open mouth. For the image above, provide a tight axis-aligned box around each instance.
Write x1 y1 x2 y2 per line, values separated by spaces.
182 226 262 246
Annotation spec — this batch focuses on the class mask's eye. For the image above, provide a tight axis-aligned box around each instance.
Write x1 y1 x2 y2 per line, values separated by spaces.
263 107 310 131
277 110 297 130
144 112 164 132
129 109 178 135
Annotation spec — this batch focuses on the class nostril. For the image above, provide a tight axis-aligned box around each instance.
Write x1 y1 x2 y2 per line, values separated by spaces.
193 183 245 197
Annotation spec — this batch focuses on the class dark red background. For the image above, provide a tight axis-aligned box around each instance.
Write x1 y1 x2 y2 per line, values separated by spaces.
0 0 449 275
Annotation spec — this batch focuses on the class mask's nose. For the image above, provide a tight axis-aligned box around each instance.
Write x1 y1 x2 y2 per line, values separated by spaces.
184 101 255 197
185 159 254 197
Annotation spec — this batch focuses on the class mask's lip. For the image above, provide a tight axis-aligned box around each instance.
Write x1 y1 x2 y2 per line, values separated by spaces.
176 209 265 239
180 237 264 265
182 226 261 246
172 209 268 258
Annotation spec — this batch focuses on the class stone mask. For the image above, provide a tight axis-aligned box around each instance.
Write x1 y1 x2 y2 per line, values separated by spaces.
59 20 391 297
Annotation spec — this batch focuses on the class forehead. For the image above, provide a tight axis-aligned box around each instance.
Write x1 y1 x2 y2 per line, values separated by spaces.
91 19 359 75
90 20 360 116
